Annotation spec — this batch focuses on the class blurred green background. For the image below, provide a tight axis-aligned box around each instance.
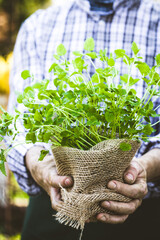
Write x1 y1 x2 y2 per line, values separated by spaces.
0 0 51 239
0 0 51 56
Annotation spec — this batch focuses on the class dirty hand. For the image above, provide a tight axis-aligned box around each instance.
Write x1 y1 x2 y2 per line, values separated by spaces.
97 158 147 224
25 146 73 211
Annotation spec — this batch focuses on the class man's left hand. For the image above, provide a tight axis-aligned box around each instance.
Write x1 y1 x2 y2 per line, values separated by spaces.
96 159 148 224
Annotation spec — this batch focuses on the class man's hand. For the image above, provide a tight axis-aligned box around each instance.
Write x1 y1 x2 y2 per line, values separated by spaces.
97 158 148 224
25 146 73 211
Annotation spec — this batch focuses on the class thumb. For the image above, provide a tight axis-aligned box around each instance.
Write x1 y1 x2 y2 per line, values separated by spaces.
124 159 141 184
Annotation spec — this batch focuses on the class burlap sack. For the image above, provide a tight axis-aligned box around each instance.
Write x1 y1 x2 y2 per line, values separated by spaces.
52 139 141 229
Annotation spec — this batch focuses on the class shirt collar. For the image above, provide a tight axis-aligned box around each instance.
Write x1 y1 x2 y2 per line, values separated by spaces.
87 0 115 16
75 0 140 18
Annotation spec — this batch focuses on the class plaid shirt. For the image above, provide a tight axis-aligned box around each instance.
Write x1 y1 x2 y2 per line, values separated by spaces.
7 0 160 197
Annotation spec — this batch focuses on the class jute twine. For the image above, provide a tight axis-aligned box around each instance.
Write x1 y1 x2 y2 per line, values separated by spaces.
52 139 141 230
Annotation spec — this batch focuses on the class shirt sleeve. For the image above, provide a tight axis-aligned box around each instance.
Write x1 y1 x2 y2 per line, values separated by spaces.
136 137 160 157
6 10 49 196
136 136 160 199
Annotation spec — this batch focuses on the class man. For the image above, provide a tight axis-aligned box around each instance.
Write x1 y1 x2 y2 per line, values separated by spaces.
7 0 160 239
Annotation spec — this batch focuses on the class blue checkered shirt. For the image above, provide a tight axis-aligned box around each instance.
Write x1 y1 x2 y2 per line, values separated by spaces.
7 0 160 197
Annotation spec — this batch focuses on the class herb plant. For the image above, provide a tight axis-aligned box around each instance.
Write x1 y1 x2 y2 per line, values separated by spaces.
1 38 160 175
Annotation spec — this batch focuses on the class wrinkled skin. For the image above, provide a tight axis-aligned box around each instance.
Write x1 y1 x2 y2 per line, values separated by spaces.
26 147 160 224
25 147 73 211
97 159 147 224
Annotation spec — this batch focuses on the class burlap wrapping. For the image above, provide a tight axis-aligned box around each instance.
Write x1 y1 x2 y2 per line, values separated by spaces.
52 139 141 229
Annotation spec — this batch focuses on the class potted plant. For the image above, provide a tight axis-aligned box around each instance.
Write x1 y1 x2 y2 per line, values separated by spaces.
0 38 160 229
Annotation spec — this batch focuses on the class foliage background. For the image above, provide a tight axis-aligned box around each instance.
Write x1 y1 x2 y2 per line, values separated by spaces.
0 0 51 56
0 0 52 239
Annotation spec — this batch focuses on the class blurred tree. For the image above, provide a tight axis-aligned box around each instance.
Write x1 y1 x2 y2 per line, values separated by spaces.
0 0 51 56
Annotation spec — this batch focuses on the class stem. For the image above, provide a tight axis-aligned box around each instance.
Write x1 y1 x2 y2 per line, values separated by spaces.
153 104 160 112
151 120 160 127
58 108 101 143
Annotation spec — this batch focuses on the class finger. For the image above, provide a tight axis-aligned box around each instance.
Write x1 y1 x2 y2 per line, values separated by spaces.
97 213 128 224
124 163 139 184
48 174 73 188
101 199 142 215
50 187 63 211
124 160 144 184
108 180 148 199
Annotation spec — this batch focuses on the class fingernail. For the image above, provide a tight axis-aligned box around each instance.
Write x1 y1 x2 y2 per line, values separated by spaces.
126 173 134 181
100 215 106 222
65 178 72 186
108 181 116 189
104 201 110 207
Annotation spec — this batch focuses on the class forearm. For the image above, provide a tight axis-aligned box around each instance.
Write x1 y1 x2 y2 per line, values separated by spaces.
138 148 160 182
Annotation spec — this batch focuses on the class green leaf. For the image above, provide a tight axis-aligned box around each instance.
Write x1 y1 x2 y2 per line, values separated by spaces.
143 124 154 135
114 49 125 58
155 54 160 66
0 161 6 176
107 58 115 66
84 37 95 51
32 82 43 89
63 90 75 100
151 111 160 117
87 120 100 126
105 112 114 122
34 111 42 122
86 52 97 59
21 70 31 80
53 99 60 106
26 132 37 143
129 88 137 95
91 73 99 83
24 86 33 94
53 54 60 60
73 57 85 71
49 63 58 73
0 136 3 141
136 63 150 77
23 117 32 129
0 149 6 176
131 42 140 55
0 149 5 161
129 77 140 86
144 116 150 123
61 131 72 137
148 101 153 110
120 142 132 151
153 72 160 83
142 77 150 84
118 89 127 96
38 150 50 161
120 74 128 84
73 51 83 56
17 94 24 103
56 44 67 56
22 99 30 107
43 132 51 142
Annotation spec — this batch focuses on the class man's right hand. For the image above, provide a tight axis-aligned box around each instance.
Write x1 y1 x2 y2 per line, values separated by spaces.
25 146 73 211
